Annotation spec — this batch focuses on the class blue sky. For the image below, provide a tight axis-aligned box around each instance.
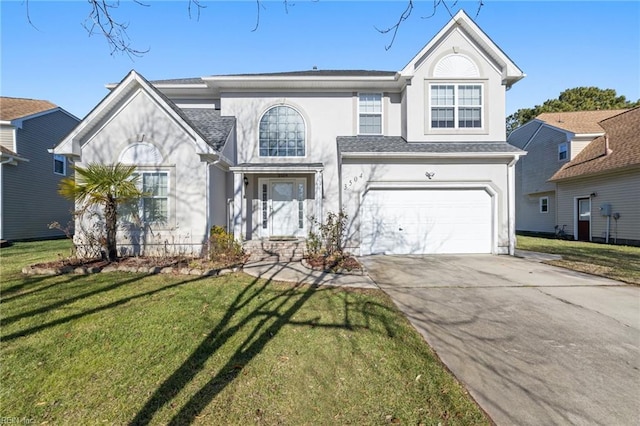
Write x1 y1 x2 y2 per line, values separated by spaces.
1 1 638 119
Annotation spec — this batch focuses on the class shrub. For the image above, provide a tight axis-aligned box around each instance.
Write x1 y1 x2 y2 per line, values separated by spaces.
307 211 348 258
209 226 244 264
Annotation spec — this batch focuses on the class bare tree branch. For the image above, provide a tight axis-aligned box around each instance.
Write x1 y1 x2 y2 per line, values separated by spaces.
377 0 483 50
82 0 150 58
252 0 262 32
375 0 414 51
187 0 206 21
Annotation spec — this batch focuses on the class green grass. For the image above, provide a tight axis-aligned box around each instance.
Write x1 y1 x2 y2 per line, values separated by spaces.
516 235 640 285
1 241 488 425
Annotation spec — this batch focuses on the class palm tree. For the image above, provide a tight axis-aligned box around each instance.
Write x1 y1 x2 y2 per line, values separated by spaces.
59 162 144 261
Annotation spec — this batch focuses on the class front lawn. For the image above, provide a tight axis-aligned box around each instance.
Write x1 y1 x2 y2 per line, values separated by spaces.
1 240 488 425
516 235 640 285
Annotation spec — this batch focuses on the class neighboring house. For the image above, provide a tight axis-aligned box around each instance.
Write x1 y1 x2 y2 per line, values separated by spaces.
549 108 640 245
0 97 80 241
53 10 526 257
509 109 626 236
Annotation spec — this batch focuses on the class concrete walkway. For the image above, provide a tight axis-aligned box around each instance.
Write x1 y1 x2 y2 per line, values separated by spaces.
242 260 378 289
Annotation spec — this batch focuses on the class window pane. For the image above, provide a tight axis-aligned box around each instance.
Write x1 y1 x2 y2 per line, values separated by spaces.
359 93 382 113
431 107 454 128
53 154 65 175
144 198 167 223
431 85 454 106
458 85 481 106
359 114 382 134
459 107 481 128
259 106 305 156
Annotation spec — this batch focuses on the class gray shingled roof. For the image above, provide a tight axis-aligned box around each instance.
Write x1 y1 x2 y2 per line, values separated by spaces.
150 77 205 85
215 70 397 77
182 109 235 151
150 70 397 85
338 136 524 154
129 73 233 151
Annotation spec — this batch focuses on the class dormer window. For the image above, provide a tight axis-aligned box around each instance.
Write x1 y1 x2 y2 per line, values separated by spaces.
558 143 568 161
358 93 382 135
430 84 482 129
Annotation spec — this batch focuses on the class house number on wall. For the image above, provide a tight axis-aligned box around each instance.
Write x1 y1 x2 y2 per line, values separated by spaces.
344 172 364 190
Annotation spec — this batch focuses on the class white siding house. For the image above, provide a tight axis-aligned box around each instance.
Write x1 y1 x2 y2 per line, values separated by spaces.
54 11 526 257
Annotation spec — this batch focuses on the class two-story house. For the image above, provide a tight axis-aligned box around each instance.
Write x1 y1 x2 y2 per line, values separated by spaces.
53 10 525 257
0 97 80 242
509 109 627 238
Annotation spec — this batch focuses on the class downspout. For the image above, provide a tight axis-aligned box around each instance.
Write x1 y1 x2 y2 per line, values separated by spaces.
507 155 520 256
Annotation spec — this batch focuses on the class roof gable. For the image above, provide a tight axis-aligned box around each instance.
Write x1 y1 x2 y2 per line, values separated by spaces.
550 108 640 181
400 10 524 87
55 71 233 156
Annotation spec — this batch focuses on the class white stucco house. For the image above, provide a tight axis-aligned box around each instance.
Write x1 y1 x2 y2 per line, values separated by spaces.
53 10 525 257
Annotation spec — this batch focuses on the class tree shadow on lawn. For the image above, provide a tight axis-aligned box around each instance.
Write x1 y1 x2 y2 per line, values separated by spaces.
130 262 397 426
0 274 209 342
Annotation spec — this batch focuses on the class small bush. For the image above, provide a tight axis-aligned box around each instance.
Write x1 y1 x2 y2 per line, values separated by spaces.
209 226 244 264
308 211 348 257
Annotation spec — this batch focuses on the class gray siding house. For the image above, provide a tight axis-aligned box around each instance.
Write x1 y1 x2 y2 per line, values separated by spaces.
508 110 626 237
549 108 640 245
0 97 80 241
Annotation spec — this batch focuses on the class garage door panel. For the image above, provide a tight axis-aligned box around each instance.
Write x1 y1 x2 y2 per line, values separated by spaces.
361 189 492 255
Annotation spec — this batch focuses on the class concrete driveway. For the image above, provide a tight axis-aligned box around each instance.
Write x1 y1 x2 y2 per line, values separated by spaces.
360 254 640 426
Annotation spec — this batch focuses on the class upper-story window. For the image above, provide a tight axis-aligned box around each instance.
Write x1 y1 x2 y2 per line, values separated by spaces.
259 106 305 157
430 84 482 129
558 143 568 161
358 93 382 135
53 154 66 175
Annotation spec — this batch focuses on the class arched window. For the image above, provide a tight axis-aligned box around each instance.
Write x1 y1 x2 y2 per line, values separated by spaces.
259 106 305 157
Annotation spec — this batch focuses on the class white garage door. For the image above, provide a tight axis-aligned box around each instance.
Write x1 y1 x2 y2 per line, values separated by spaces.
360 188 492 255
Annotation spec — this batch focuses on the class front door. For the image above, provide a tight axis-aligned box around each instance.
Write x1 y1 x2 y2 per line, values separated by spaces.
270 180 305 237
577 198 591 241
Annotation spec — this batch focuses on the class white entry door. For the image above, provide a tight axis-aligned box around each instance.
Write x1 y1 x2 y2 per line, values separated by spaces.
269 180 305 237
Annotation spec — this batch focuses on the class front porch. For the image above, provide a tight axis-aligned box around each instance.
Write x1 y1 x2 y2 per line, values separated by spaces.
230 163 324 242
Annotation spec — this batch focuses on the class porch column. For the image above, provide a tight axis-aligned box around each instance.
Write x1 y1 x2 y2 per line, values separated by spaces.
232 172 244 241
315 169 323 224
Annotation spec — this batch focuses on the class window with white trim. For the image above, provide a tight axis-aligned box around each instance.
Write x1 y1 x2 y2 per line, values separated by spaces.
259 106 305 157
53 154 66 176
558 143 568 161
141 172 168 223
358 93 382 134
539 196 549 213
122 171 169 224
430 84 482 129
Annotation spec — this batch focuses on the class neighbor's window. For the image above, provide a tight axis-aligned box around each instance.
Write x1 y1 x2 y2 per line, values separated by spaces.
430 84 482 129
259 106 305 157
53 154 66 175
558 143 568 161
539 196 549 213
358 93 382 134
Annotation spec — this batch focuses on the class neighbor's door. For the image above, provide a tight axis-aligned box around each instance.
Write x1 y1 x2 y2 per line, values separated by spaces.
577 198 591 241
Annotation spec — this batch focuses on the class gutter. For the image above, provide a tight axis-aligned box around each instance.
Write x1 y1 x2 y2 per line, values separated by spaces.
340 151 524 159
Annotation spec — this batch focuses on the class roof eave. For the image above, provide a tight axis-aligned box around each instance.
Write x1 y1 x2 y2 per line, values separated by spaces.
340 151 525 159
